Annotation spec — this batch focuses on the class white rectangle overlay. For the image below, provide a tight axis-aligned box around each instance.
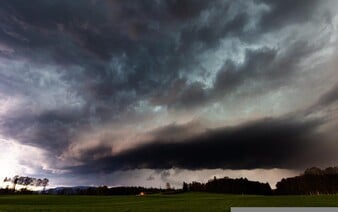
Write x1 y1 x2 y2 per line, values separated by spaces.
231 207 338 212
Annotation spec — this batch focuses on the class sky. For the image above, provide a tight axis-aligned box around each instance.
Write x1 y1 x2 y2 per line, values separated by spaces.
0 0 338 189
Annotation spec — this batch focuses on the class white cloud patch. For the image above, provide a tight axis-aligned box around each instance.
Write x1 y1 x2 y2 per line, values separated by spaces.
0 137 64 188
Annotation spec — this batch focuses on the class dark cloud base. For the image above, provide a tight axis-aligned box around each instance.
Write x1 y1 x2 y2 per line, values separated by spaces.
71 115 334 174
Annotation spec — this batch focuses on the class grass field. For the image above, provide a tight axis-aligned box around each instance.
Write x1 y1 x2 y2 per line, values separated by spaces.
0 193 338 211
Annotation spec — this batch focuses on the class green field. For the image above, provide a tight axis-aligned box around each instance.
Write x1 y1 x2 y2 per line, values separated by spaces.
0 193 337 211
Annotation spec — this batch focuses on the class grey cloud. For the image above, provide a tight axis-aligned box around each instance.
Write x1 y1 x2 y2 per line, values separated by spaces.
305 83 338 115
0 0 330 116
173 82 208 109
161 40 322 110
215 39 323 95
317 83 338 107
214 47 277 93
160 170 171 179
178 11 249 53
0 108 89 153
257 0 320 31
149 121 203 141
146 175 155 181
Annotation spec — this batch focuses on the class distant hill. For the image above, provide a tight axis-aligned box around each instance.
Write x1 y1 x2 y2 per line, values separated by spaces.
46 186 92 195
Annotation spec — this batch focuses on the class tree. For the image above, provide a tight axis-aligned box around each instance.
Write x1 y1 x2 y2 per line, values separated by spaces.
182 182 188 192
304 167 322 175
166 182 171 190
41 178 49 191
275 167 338 195
12 176 19 191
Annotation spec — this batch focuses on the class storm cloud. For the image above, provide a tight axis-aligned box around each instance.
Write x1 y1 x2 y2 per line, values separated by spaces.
70 115 336 174
0 0 337 187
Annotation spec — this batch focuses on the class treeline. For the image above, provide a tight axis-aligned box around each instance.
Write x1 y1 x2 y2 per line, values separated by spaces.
0 187 34 195
46 186 167 195
3 175 49 191
183 177 272 195
182 167 338 195
275 167 338 195
47 177 272 196
2 167 337 196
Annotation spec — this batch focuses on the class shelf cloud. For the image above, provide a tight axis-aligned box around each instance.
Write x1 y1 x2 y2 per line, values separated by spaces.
0 0 337 187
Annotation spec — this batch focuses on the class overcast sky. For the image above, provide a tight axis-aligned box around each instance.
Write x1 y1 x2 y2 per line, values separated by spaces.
0 0 337 189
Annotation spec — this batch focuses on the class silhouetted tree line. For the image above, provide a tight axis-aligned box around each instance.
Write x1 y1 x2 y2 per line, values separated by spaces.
2 167 337 195
0 187 35 194
3 175 49 191
47 186 165 195
182 176 272 195
275 167 338 195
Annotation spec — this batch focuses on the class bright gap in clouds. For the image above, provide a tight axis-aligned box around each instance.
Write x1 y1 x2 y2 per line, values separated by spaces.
0 137 50 188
